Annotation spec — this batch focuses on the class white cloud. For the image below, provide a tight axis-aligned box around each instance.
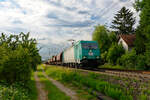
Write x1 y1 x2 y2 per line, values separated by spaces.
0 0 139 60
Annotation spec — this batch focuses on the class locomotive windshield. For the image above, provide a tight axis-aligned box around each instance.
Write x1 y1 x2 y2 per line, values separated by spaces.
82 43 98 49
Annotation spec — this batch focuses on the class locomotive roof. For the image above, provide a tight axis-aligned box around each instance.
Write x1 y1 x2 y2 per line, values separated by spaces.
73 40 98 45
63 40 98 52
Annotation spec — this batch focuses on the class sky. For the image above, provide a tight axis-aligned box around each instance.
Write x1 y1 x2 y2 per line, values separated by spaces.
0 0 139 60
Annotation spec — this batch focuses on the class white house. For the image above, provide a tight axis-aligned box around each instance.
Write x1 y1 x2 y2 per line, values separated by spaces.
118 34 136 51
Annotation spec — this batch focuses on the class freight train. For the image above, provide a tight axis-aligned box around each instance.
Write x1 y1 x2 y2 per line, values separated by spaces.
48 40 100 68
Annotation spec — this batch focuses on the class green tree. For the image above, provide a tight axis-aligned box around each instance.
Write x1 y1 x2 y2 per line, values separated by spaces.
134 0 150 69
106 43 125 65
92 25 110 53
0 33 41 83
134 27 146 54
108 32 117 43
111 7 135 34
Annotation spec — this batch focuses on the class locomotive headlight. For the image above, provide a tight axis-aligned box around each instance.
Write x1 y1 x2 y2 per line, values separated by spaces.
96 56 100 59
83 56 86 59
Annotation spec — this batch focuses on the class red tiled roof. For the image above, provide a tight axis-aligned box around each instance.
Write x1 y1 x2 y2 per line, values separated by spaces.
119 34 136 47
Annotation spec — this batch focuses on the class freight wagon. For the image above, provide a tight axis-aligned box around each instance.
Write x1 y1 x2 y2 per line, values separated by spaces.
56 52 63 65
50 56 56 65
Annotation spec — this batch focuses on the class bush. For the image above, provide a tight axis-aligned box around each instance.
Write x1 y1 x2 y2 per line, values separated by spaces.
0 33 41 83
0 82 30 100
119 49 137 69
101 51 108 64
100 63 124 69
3 46 33 83
136 54 147 70
145 43 150 69
107 43 125 65
139 94 148 100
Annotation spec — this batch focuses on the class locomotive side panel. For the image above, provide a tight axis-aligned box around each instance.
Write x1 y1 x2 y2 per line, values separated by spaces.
74 41 82 63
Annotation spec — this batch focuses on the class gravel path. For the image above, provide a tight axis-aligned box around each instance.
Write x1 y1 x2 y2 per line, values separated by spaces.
43 71 78 100
34 72 48 100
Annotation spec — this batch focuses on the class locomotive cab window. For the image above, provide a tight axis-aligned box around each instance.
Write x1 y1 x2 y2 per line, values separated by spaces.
81 43 98 49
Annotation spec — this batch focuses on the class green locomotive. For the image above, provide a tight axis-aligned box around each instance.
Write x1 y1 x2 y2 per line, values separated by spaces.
62 40 100 68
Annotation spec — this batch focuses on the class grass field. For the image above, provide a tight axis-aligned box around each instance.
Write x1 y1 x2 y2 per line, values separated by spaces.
43 65 150 100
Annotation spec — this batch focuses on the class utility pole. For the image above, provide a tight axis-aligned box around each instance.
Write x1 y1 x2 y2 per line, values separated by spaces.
47 47 51 58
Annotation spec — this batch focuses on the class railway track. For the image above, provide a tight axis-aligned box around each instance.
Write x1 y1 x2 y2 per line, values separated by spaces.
82 68 150 81
94 68 150 74
46 64 150 81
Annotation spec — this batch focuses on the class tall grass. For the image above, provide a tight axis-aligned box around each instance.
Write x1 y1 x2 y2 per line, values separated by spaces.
0 73 38 100
0 82 29 100
45 65 133 100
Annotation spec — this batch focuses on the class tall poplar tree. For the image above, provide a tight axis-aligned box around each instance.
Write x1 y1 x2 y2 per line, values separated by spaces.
111 7 135 35
134 0 150 68
92 25 110 53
